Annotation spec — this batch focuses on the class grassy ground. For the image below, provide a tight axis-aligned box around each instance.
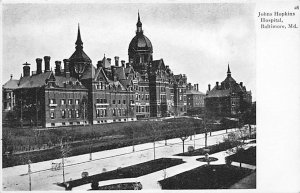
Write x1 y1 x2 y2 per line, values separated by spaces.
175 140 241 156
59 158 184 188
226 146 256 166
2 117 228 168
158 164 253 189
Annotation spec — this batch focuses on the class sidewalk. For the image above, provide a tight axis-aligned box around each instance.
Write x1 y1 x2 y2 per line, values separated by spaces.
73 142 256 190
3 126 255 191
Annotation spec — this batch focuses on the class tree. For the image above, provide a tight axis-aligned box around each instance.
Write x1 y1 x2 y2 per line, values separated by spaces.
60 137 71 183
148 121 161 160
177 127 194 154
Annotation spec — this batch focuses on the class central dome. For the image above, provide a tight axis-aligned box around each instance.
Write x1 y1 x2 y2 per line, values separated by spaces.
128 34 153 53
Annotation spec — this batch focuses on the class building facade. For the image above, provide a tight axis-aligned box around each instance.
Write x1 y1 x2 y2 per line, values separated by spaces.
3 13 191 127
186 83 205 115
205 65 252 117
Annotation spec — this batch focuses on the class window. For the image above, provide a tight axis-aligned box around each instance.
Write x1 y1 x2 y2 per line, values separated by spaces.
76 110 79 118
118 109 122 116
96 109 100 117
69 110 72 118
50 99 56 104
96 99 100 104
50 111 55 119
118 100 121 104
75 99 80 105
179 95 182 101
123 100 126 104
62 110 66 119
68 99 73 105
96 85 100 89
61 99 65 105
113 109 116 116
113 100 116 104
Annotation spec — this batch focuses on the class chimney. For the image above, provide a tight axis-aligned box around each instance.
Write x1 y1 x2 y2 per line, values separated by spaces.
114 56 119 66
23 62 31 77
63 59 70 78
107 58 111 64
208 84 211 91
126 63 130 68
121 60 125 67
196 84 199 91
216 81 219 89
97 60 103 69
44 56 51 72
111 66 117 81
55 61 62 76
36 58 42 74
240 82 243 87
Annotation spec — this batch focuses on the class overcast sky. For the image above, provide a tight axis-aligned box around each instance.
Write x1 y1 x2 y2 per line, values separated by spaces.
2 3 256 100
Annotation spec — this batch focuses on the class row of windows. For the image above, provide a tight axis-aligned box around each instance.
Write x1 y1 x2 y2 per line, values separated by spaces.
136 94 149 101
96 108 130 117
50 109 81 119
178 95 187 101
50 99 81 105
136 106 150 113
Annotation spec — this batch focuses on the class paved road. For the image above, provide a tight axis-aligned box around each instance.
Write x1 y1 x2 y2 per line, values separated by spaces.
2 127 253 191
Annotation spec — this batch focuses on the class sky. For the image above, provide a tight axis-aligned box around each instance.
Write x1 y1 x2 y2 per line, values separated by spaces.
2 3 256 100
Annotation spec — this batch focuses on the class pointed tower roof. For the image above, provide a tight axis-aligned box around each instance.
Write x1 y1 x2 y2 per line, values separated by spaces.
137 11 142 27
70 24 91 63
75 23 83 50
136 11 143 34
227 63 231 77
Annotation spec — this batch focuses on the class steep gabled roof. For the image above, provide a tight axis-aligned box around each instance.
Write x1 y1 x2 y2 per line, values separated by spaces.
16 71 84 89
186 89 205 95
69 49 91 63
206 88 230 98
94 67 109 82
3 79 19 89
18 72 52 88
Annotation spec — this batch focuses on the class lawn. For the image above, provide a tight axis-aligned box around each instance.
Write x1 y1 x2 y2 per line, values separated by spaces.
158 164 253 189
59 158 184 188
226 146 256 166
175 140 242 156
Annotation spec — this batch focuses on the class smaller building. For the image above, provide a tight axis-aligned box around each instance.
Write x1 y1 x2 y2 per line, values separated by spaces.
205 65 252 117
186 83 205 115
2 75 18 112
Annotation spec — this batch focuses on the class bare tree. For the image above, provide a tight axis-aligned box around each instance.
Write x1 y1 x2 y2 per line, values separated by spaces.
60 137 71 183
148 121 161 160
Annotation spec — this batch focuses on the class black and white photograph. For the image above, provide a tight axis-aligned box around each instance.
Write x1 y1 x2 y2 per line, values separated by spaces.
1 0 299 192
